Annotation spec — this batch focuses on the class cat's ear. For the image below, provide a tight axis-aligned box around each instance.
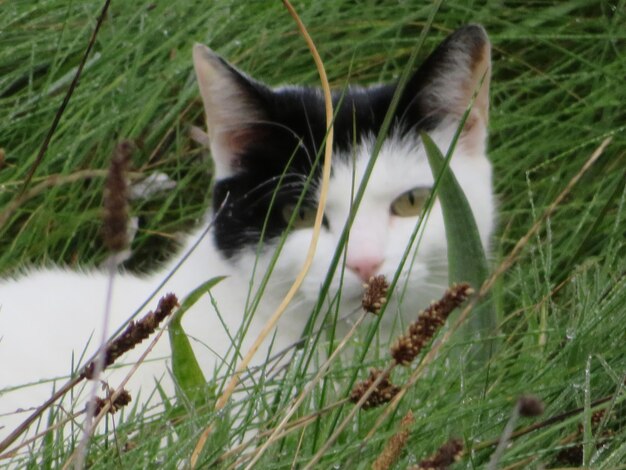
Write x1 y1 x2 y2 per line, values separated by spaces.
193 44 268 178
404 25 491 148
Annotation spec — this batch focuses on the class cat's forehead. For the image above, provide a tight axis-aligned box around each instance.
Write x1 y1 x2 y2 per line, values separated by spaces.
324 132 435 209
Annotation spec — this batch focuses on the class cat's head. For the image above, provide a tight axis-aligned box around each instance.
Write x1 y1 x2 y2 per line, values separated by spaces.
193 25 495 317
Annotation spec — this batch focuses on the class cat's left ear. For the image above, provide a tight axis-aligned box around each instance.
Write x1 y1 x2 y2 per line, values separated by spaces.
193 44 270 178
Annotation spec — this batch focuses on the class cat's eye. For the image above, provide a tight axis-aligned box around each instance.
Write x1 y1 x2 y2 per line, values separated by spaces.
390 187 431 217
282 204 317 229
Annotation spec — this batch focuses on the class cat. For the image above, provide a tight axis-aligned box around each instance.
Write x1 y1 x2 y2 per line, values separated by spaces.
0 24 494 441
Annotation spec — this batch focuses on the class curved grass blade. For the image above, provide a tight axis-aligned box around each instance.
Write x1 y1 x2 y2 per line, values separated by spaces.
168 276 226 405
422 132 497 364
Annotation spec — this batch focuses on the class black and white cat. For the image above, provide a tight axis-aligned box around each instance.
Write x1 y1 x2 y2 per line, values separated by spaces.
0 25 494 435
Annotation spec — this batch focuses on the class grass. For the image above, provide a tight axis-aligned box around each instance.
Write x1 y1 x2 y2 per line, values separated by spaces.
1 0 625 468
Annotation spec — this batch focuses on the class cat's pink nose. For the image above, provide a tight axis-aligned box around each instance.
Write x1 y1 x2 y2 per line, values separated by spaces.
346 257 383 283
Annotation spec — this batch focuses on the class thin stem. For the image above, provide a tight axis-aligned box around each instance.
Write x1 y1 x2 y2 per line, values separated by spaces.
20 0 112 195
190 0 335 466
244 312 368 468
61 312 178 469
74 256 118 470
303 362 396 469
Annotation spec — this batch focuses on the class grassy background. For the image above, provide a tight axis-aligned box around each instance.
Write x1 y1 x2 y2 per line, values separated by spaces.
1 0 625 468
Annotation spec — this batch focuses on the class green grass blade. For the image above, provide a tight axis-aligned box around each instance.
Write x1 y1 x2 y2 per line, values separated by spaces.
422 132 497 364
168 276 226 405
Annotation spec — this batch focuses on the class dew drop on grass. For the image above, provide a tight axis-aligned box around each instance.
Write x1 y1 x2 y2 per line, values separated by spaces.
565 327 576 340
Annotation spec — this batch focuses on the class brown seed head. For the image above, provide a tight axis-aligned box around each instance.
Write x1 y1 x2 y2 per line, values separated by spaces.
518 394 544 417
102 140 133 252
362 274 389 314
372 411 414 470
82 293 179 379
90 388 132 415
391 283 473 366
412 438 464 470
350 368 400 410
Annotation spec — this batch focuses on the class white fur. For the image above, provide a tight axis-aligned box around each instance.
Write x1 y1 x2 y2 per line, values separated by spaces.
0 122 494 444
1 36 495 443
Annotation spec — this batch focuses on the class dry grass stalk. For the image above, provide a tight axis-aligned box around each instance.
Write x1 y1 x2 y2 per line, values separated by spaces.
411 438 464 470
372 411 414 470
362 274 389 314
81 293 179 379
350 369 400 410
195 1 335 467
391 283 473 366
102 140 133 252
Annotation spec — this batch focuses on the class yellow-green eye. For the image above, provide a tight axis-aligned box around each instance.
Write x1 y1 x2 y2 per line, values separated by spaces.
282 204 317 229
390 187 430 217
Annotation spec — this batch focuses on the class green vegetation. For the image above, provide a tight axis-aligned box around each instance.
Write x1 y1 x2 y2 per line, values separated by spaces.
1 0 624 468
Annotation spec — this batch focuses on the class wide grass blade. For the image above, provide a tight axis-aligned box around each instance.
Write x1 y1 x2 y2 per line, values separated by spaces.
422 132 497 364
169 276 225 405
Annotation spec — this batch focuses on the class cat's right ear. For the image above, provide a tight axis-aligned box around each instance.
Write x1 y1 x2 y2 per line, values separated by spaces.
400 25 491 153
193 44 268 178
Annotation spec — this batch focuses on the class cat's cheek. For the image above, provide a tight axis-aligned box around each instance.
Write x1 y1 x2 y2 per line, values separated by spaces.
278 230 318 268
284 231 364 305
381 218 434 279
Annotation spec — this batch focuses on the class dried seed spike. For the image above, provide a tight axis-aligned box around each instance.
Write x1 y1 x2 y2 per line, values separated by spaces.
102 140 133 252
350 368 400 410
391 283 472 366
412 437 464 470
90 387 132 415
372 410 414 470
518 394 544 417
82 293 179 379
362 274 389 314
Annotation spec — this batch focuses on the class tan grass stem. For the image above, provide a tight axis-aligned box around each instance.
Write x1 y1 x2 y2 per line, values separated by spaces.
190 1 335 466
